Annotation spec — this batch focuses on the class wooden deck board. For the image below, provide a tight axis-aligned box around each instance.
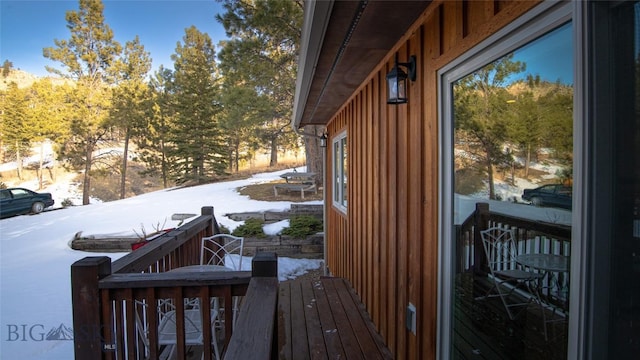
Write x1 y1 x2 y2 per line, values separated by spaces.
290 281 312 359
300 280 327 359
278 277 392 360
312 280 346 359
321 279 363 359
328 278 388 359
277 282 293 360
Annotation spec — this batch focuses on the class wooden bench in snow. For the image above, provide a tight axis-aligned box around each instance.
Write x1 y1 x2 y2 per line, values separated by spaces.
273 183 317 199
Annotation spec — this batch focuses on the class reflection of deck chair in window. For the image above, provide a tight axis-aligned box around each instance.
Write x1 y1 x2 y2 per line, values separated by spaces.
477 227 544 320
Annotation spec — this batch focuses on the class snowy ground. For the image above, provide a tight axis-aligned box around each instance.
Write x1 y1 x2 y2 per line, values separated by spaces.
0 166 322 359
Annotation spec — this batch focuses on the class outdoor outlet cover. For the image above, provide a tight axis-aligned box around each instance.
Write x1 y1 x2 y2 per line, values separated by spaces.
406 303 417 335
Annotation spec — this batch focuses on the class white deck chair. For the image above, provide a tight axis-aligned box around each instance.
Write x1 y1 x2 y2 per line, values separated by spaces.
156 302 221 360
200 234 244 327
477 227 544 320
142 234 243 360
134 299 181 360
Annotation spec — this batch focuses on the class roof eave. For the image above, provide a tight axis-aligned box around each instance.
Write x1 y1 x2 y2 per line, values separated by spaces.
292 0 334 130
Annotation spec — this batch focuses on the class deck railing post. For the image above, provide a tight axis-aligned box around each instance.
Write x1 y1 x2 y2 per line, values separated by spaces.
71 256 112 360
201 206 216 236
474 203 490 275
252 251 278 277
224 251 279 359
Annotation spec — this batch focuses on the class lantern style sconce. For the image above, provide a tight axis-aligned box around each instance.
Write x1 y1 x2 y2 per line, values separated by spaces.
386 54 417 104
319 133 328 148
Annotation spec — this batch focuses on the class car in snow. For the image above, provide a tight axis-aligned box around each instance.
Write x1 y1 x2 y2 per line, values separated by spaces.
0 187 55 219
522 184 572 210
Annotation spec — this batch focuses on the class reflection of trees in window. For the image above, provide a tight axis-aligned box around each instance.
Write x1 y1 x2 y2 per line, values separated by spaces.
454 54 525 199
454 54 573 200
507 80 573 179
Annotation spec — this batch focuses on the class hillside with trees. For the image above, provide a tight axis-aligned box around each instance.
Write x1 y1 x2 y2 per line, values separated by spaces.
454 55 573 201
0 0 315 204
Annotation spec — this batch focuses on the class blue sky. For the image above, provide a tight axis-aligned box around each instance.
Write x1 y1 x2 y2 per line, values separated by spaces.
0 0 229 77
511 21 573 85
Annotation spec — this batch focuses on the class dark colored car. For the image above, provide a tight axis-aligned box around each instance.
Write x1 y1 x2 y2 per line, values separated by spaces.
0 187 55 218
522 184 572 210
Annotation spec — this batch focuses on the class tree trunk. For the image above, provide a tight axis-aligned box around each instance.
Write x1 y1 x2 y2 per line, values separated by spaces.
227 140 234 173
304 125 324 186
16 141 22 180
525 143 531 178
83 144 93 205
160 140 168 188
269 138 278 167
197 153 205 183
487 157 496 200
38 142 44 190
234 138 240 173
120 128 130 199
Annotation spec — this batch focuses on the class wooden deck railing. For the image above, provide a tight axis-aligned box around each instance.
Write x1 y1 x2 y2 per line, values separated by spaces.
456 202 572 304
111 206 221 274
70 206 271 360
457 202 571 272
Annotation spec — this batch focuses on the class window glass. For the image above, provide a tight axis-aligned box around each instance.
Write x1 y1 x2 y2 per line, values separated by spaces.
450 22 573 358
333 132 347 211
10 189 30 198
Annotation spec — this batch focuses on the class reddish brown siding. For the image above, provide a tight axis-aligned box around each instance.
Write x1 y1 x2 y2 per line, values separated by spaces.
323 1 540 358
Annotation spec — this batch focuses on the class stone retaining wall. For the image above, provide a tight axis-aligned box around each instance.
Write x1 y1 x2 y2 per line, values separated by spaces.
226 204 323 223
242 233 324 259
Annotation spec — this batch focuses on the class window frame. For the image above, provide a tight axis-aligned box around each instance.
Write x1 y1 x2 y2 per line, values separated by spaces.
436 2 577 358
332 130 347 213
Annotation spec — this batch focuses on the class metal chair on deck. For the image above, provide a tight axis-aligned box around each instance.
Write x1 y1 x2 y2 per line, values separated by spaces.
156 302 221 360
153 234 244 360
476 227 544 320
200 234 244 327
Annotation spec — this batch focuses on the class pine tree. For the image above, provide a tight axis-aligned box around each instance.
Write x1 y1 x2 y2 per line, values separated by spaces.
138 67 174 188
0 83 31 179
2 60 13 78
217 0 307 169
168 26 224 184
454 54 525 199
110 36 152 198
43 0 122 205
25 79 74 188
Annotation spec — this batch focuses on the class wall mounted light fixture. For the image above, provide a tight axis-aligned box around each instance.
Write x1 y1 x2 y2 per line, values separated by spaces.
386 54 417 105
319 133 328 148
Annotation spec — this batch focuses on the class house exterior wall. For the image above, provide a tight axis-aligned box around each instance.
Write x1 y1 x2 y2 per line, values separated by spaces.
323 1 541 358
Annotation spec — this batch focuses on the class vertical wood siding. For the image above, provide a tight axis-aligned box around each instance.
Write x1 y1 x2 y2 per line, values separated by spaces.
323 1 540 358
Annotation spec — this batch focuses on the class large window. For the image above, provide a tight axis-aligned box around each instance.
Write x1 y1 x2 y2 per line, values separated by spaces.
439 3 573 359
333 131 347 212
